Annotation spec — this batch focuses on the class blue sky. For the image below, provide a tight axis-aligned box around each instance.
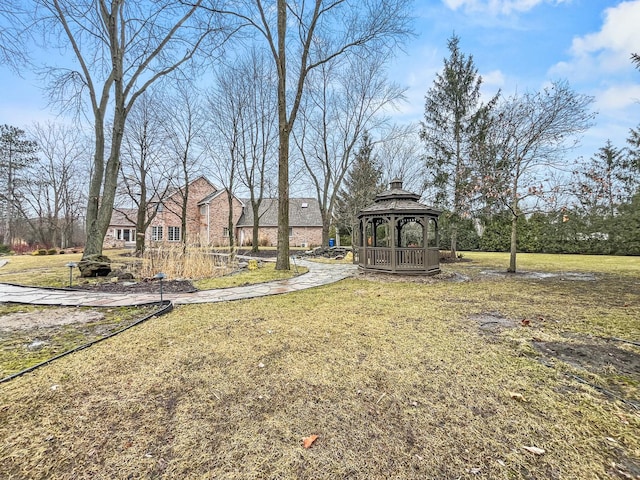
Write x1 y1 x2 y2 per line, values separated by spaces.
388 0 640 160
1 0 639 163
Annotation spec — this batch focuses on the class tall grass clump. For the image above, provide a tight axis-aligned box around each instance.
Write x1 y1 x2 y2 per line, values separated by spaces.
140 245 236 279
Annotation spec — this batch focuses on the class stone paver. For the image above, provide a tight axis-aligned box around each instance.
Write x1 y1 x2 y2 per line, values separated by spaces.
0 259 357 308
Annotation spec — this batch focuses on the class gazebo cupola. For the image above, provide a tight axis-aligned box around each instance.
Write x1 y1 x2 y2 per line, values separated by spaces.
356 179 442 275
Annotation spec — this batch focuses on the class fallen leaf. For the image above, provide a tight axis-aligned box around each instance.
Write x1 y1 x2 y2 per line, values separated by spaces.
302 434 319 449
522 446 545 455
521 319 530 327
469 467 482 474
509 392 525 402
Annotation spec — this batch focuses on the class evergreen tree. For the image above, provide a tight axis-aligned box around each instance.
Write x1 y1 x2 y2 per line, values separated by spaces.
0 125 38 245
419 34 498 258
626 124 640 190
335 132 384 244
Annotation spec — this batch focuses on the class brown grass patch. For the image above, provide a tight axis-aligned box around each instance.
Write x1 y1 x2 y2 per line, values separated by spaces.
0 254 639 479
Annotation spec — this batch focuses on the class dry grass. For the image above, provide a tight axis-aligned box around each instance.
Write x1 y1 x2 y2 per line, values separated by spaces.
0 250 136 287
194 262 308 290
140 246 236 280
0 305 155 378
0 254 639 479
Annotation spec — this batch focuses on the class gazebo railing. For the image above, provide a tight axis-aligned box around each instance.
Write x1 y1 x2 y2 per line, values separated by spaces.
396 247 423 268
364 247 392 267
361 246 439 272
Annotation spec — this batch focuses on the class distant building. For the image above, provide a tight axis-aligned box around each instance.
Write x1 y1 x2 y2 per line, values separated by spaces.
105 177 323 249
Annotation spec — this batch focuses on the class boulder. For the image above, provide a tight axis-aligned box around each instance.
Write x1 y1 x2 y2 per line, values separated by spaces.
78 255 112 278
108 269 134 280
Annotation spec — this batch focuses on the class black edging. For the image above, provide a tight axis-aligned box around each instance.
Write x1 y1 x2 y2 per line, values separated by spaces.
0 300 173 384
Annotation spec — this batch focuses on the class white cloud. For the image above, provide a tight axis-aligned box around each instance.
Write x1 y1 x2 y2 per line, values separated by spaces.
570 1 640 72
481 69 506 88
442 0 568 15
596 84 640 112
551 1 640 79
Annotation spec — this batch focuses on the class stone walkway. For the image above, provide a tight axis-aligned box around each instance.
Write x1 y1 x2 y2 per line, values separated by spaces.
0 259 357 307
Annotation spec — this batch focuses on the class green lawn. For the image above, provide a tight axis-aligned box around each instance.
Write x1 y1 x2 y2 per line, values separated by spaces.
0 253 638 479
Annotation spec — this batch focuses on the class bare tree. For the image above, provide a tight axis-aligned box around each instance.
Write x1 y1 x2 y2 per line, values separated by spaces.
209 0 412 269
19 122 88 248
0 1 30 71
481 80 595 272
162 81 207 248
205 68 242 251
207 50 278 252
295 54 405 246
0 125 38 245
31 0 225 267
376 123 425 194
118 91 173 254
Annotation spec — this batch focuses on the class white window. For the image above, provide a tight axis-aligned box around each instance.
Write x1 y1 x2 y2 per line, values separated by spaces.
151 226 163 241
116 229 134 241
223 227 229 237
289 227 293 238
200 205 207 215
168 226 180 242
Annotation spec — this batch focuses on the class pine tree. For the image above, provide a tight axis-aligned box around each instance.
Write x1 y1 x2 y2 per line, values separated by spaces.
420 34 498 258
335 132 384 243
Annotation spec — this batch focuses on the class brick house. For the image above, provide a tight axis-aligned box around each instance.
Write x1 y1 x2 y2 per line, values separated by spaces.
105 177 323 249
236 198 322 248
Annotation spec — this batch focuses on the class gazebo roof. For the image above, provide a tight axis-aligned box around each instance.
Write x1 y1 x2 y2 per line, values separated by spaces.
358 179 442 217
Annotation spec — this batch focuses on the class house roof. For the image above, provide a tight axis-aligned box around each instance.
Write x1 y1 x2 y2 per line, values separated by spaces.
236 198 322 227
110 208 137 227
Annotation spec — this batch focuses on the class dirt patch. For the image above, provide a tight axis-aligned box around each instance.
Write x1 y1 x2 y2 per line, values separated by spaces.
0 307 105 330
480 270 597 281
532 337 640 381
469 312 516 331
356 270 470 284
72 279 197 294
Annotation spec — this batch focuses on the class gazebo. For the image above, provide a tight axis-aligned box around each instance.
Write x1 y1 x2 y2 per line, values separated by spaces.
355 179 442 275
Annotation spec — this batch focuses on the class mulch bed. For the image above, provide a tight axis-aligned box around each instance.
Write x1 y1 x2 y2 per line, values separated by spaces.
71 279 197 294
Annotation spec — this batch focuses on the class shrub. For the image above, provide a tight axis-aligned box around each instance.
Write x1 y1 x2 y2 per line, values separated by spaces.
259 237 269 247
48 248 58 255
35 249 48 256
0 244 10 254
11 243 30 255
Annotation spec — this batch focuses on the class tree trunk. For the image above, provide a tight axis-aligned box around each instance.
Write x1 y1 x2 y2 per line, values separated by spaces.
251 201 260 252
275 0 290 271
135 204 146 254
276 129 290 269
322 216 330 247
450 223 458 259
508 213 518 273
227 189 235 256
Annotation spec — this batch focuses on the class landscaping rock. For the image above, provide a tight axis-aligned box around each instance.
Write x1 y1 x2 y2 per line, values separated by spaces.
78 255 112 278
107 269 134 280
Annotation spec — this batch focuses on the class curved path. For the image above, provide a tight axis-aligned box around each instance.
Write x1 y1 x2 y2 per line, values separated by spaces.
0 259 357 307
